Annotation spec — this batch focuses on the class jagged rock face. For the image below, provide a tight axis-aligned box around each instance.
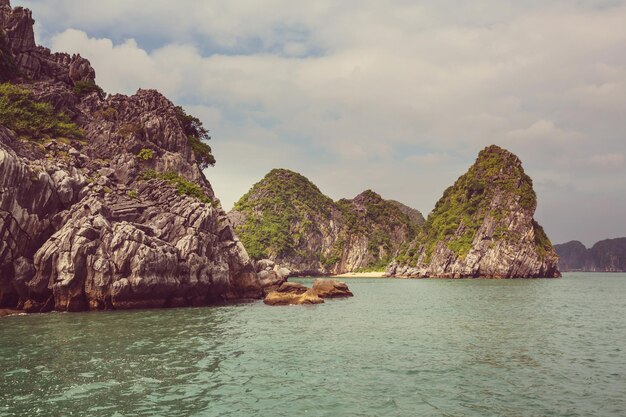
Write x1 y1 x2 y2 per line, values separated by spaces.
387 145 560 279
555 238 626 272
0 2 261 311
0 1 94 85
228 169 422 275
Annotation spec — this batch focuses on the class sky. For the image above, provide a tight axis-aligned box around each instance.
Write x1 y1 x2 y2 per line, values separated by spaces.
17 0 626 246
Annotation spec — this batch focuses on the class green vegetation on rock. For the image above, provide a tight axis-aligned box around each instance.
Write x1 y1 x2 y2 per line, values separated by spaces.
174 106 216 169
136 148 154 161
231 170 423 273
233 169 335 260
0 83 83 141
337 190 420 268
72 80 104 98
398 145 549 265
140 169 213 205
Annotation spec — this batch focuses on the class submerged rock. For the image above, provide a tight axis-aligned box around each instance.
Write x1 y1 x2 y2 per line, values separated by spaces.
387 145 560 279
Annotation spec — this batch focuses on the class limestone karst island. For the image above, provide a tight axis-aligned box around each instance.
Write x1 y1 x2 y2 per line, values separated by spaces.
1 1 625 416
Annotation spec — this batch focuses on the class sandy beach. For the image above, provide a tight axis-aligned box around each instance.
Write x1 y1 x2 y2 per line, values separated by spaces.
333 271 387 278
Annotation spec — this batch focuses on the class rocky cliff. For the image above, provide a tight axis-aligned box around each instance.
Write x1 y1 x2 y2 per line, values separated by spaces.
386 145 560 278
228 169 423 275
555 238 626 272
0 0 261 312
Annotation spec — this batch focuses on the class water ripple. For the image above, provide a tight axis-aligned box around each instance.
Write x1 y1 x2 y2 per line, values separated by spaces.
1 274 625 416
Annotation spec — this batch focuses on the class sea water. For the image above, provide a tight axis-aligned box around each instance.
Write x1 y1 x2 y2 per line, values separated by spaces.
1 273 625 416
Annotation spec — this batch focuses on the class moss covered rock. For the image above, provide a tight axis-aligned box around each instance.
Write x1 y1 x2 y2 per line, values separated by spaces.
229 169 423 275
388 145 560 278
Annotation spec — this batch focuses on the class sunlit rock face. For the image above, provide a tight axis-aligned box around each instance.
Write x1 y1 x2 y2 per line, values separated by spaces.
387 145 561 279
0 1 262 312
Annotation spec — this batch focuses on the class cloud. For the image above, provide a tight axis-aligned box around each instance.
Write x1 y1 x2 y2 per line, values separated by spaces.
588 153 625 169
17 0 626 245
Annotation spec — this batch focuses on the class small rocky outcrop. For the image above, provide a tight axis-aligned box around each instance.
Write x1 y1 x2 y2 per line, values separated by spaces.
254 258 290 293
263 282 323 306
555 238 626 272
0 1 262 312
262 279 353 305
228 169 423 275
0 1 94 85
311 279 354 298
387 145 561 279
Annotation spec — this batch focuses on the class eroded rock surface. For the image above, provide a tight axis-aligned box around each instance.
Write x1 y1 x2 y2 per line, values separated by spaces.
387 145 560 279
311 279 354 298
0 1 261 312
254 258 290 293
263 279 354 305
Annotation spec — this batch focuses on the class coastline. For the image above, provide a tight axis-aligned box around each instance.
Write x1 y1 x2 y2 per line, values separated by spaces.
333 271 387 278
0 309 24 318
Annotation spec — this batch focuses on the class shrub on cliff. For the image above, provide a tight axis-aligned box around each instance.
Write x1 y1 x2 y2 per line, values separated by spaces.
174 106 216 169
0 83 83 140
136 148 154 161
140 169 213 205
72 80 104 99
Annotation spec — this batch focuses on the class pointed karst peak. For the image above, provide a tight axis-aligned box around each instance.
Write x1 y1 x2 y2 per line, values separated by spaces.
265 168 305 180
475 144 523 169
262 168 321 191
387 143 559 278
353 189 383 203
235 168 331 207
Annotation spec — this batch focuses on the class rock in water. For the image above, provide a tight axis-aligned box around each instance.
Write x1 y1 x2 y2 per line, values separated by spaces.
228 169 423 275
311 279 354 298
0 2 262 312
387 145 560 278
263 282 324 305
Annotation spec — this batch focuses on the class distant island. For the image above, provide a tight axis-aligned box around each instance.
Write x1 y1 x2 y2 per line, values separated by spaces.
228 169 424 276
387 145 560 278
232 146 561 280
555 238 626 272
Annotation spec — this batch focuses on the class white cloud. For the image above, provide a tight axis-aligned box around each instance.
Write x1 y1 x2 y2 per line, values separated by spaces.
20 0 626 245
588 153 625 169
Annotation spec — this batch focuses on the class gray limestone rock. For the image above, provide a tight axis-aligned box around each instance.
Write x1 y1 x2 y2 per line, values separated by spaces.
0 2 262 311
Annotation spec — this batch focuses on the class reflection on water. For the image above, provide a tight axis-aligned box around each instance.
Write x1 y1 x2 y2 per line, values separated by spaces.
1 274 625 416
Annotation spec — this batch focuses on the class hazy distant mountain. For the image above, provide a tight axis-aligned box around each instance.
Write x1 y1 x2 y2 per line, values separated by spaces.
555 238 626 272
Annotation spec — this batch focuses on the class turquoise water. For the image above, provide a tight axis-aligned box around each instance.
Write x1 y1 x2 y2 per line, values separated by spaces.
1 273 625 417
